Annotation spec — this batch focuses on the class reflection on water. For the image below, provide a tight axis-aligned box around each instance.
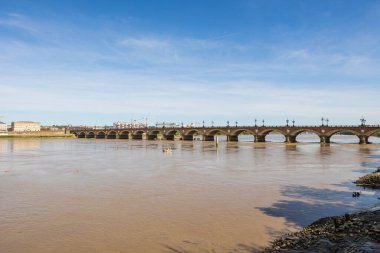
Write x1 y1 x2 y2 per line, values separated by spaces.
0 136 379 253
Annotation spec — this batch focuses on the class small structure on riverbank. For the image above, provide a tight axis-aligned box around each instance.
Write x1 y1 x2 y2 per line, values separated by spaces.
0 121 8 135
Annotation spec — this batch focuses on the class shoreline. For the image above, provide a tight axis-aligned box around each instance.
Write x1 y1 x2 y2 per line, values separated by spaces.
0 134 75 139
263 168 380 252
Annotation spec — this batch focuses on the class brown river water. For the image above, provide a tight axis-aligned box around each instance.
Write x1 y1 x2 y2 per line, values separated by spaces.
1 134 380 253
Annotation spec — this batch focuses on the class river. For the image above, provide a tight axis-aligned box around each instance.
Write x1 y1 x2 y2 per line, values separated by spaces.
1 134 380 252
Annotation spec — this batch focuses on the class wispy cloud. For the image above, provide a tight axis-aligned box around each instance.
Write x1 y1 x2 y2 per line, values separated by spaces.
120 37 170 49
1 10 380 125
0 13 38 33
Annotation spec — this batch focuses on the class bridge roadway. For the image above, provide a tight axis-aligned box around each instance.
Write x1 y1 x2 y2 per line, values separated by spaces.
69 125 380 144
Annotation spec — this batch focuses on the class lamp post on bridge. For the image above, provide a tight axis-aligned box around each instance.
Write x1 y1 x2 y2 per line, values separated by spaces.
326 118 329 127
286 119 289 127
202 120 205 128
212 121 214 127
227 121 230 127
360 117 366 126
321 117 324 126
292 119 295 127
235 121 238 127
181 122 183 128
254 118 257 127
262 119 265 127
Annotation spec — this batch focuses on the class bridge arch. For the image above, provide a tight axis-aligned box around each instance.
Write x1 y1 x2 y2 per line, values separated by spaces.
230 129 254 136
367 130 380 144
146 130 161 140
327 129 361 144
258 129 287 143
292 129 321 143
119 131 130 139
107 131 117 139
184 129 202 136
147 130 162 135
228 129 255 142
132 130 145 140
96 131 106 139
182 129 202 141
326 129 361 137
205 129 227 136
78 132 86 138
164 129 183 141
366 129 380 137
87 132 95 139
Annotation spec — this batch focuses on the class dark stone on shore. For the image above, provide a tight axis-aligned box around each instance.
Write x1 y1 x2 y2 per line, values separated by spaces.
263 169 380 253
355 170 380 189
263 208 380 252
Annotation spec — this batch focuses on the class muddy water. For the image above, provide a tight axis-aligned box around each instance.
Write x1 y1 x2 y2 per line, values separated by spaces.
1 135 380 253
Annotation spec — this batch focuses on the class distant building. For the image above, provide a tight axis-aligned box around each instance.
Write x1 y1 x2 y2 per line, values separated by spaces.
11 121 41 132
0 121 7 135
155 122 180 128
113 121 147 129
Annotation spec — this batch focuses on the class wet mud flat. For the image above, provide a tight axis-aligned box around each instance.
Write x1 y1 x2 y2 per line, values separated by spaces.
264 169 380 253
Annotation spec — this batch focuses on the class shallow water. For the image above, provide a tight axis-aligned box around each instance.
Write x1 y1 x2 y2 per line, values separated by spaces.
1 135 380 253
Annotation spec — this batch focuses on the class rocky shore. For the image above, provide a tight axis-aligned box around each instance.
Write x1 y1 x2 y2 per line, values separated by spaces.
263 169 380 253
355 168 380 189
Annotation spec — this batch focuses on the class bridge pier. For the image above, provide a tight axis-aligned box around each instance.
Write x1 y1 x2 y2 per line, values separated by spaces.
254 135 265 142
359 135 369 144
320 136 330 144
227 135 238 142
203 135 214 141
285 135 296 143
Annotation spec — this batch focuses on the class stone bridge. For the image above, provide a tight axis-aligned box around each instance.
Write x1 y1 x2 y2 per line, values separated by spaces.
69 125 380 144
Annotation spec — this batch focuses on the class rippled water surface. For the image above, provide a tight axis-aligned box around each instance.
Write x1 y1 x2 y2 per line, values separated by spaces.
1 135 380 253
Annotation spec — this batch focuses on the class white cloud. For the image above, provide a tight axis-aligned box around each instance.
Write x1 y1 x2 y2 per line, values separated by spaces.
0 13 38 33
120 37 170 49
1 13 380 124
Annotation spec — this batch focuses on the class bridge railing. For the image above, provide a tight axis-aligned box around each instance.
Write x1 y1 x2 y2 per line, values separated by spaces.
68 124 380 131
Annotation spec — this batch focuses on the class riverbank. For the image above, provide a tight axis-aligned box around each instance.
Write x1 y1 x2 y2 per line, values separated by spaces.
356 168 380 189
263 169 380 252
263 207 380 252
0 134 74 138
0 130 74 138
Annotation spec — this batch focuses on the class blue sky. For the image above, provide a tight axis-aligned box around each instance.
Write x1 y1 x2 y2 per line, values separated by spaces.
1 0 380 126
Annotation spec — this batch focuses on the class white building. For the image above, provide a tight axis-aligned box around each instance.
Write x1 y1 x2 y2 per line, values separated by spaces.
155 122 180 128
11 121 41 132
0 121 7 135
